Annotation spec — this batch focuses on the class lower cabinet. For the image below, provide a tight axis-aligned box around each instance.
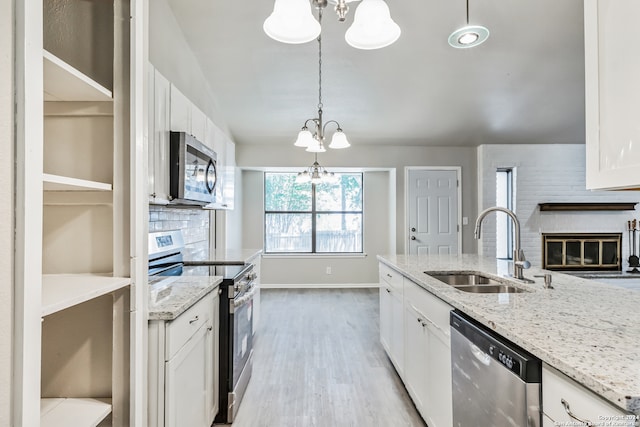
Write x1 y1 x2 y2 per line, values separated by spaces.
379 261 453 427
379 278 404 375
403 278 453 427
148 290 219 427
542 364 635 426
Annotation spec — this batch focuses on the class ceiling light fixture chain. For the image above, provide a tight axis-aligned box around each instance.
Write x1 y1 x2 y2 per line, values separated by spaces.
317 6 323 111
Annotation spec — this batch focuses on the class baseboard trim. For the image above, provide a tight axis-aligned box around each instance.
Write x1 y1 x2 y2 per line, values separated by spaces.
260 283 380 289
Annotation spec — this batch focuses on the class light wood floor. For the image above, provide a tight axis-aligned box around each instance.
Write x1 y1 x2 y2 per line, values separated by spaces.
230 288 427 427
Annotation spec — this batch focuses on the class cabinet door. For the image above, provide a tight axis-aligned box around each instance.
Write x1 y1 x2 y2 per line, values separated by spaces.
585 0 640 189
147 63 155 202
404 303 428 414
379 286 392 353
190 105 207 143
424 326 452 427
169 84 190 134
208 295 220 423
165 322 212 427
389 289 404 375
152 70 171 203
222 138 235 209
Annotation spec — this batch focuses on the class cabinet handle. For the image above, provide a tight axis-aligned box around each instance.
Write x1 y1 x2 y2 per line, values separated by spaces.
385 288 391 293
189 315 200 324
207 326 213 331
561 399 594 427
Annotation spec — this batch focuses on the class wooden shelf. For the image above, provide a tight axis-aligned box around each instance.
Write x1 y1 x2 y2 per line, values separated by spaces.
538 202 637 211
43 173 112 192
40 398 111 427
43 50 112 102
42 274 130 317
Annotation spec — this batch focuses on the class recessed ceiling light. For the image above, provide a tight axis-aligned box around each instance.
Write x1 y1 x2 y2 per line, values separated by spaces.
448 25 489 48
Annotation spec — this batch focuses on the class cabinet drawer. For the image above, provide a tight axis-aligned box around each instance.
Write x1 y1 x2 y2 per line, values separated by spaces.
166 292 214 360
404 278 452 336
380 263 403 292
542 364 634 426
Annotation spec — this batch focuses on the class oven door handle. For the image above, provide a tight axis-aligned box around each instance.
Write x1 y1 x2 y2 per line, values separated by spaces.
233 285 258 309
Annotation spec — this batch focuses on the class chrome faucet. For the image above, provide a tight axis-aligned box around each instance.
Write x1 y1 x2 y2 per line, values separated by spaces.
474 206 533 283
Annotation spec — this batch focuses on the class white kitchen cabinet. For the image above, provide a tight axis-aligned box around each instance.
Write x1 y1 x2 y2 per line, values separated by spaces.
148 291 219 427
252 255 262 335
585 0 640 190
379 263 404 375
543 364 635 426
403 278 453 427
148 66 171 204
170 83 206 143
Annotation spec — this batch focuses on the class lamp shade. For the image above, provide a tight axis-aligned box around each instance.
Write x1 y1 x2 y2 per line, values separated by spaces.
328 130 350 149
294 129 314 147
306 139 326 153
345 0 401 50
263 0 321 44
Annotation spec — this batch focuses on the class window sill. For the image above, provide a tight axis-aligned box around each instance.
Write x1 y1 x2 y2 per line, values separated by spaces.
263 253 368 259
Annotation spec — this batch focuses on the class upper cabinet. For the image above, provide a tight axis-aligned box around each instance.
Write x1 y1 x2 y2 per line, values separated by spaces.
148 69 235 208
585 0 640 190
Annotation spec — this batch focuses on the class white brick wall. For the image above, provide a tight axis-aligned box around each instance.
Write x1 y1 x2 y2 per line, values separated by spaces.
478 144 640 269
149 206 210 261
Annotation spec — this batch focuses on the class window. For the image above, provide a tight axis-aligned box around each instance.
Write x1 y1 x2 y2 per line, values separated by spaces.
264 172 363 254
496 168 514 259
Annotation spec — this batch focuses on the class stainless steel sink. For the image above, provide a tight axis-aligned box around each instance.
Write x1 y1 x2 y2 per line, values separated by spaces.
428 273 503 286
425 272 529 294
452 284 526 293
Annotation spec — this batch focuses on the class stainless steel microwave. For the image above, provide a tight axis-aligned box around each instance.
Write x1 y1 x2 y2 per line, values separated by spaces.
169 131 218 205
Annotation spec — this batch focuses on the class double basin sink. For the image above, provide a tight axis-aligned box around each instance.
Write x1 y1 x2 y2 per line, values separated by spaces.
425 272 528 294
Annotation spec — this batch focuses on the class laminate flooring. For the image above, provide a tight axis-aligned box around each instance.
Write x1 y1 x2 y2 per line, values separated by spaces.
230 288 427 427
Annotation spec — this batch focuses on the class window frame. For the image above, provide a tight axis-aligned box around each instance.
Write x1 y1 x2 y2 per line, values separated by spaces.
263 171 364 255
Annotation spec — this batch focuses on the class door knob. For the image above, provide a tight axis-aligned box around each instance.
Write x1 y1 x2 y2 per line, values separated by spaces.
411 236 416 240
411 227 416 232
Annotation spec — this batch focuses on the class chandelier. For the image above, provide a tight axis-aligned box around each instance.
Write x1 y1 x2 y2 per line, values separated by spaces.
264 0 401 50
296 154 338 184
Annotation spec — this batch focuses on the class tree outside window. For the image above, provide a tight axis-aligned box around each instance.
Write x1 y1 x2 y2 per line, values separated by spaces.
264 172 363 254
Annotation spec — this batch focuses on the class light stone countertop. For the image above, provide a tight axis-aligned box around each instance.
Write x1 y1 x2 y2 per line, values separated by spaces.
148 275 222 321
184 249 262 266
377 254 640 415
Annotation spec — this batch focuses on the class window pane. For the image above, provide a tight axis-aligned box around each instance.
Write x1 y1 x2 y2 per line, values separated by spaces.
316 174 362 211
265 173 312 211
265 213 312 252
316 213 362 253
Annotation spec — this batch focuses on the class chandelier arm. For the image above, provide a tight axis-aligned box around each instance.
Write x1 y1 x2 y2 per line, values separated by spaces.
322 119 342 133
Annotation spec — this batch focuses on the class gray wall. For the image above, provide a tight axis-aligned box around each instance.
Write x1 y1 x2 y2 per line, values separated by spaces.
238 144 478 285
148 0 229 134
242 169 394 286
1 0 13 422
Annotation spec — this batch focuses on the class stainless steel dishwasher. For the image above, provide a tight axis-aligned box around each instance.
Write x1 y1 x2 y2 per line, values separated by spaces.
450 311 541 427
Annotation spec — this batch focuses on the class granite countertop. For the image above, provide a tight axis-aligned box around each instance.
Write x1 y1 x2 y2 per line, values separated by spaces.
148 275 222 321
184 249 262 266
377 254 640 415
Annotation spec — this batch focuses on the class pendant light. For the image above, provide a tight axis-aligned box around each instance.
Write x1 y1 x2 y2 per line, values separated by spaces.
448 0 489 49
264 0 400 50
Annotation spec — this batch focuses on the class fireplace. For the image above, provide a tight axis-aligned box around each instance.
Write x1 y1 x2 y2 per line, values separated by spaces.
542 233 621 271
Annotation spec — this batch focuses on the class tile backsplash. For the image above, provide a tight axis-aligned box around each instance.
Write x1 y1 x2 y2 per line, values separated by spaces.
149 206 210 261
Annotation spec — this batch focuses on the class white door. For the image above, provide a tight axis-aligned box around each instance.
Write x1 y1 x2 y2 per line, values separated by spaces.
407 168 459 255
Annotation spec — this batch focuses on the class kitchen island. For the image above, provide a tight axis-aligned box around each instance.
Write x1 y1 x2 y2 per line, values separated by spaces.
378 254 640 417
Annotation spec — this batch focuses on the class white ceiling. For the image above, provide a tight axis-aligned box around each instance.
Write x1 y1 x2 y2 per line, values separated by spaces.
166 0 585 148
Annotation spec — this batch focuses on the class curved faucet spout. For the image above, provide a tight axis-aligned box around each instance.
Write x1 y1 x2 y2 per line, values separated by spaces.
474 206 531 281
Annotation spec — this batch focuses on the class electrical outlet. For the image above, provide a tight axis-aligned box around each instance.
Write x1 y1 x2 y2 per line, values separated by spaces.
326 266 332 275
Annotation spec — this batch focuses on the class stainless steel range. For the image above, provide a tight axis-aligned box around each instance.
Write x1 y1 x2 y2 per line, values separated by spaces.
148 230 257 424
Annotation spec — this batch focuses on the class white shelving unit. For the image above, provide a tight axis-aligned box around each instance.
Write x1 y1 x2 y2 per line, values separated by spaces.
39 29 128 427
41 398 112 427
43 50 112 102
42 275 130 317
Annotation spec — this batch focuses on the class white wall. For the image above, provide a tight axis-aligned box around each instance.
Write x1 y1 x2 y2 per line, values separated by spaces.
1 0 13 423
478 144 640 268
238 144 479 255
242 169 393 286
